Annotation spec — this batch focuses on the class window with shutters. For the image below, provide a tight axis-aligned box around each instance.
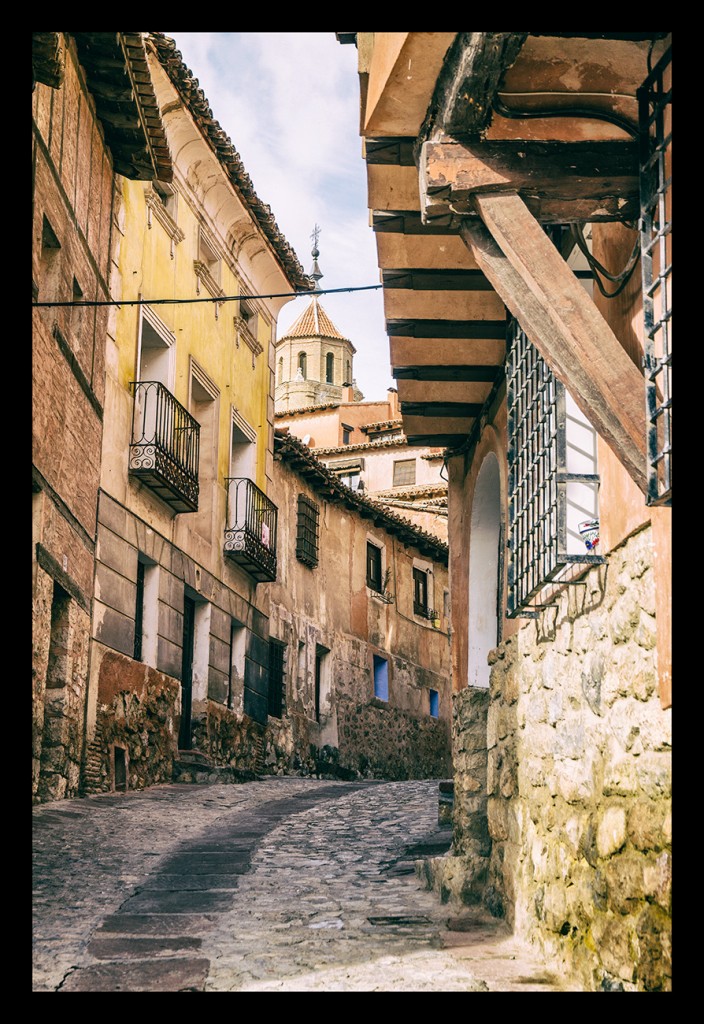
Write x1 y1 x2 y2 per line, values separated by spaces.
506 318 603 617
638 45 672 506
366 541 383 592
393 458 416 487
268 639 286 719
296 494 319 567
413 567 428 617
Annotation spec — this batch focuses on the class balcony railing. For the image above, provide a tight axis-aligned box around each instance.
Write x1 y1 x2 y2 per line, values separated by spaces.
224 477 278 582
129 381 200 513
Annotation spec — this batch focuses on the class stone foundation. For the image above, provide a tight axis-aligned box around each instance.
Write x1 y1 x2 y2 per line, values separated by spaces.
450 526 671 991
82 647 180 793
337 699 452 779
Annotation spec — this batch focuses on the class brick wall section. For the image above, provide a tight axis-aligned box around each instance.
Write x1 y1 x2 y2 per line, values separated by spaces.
82 647 180 793
32 37 117 805
477 525 671 991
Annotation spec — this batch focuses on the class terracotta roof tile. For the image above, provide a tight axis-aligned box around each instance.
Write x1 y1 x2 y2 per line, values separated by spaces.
274 430 448 563
280 297 350 343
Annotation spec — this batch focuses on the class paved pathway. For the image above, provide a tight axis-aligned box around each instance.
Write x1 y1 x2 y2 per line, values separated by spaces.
33 778 574 992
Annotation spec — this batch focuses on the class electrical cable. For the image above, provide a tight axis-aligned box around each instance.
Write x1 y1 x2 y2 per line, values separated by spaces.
492 94 639 139
570 224 641 299
32 283 383 309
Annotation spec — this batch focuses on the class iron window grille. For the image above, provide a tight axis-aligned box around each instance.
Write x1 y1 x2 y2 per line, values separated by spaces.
268 638 286 719
296 494 320 567
366 542 383 592
129 381 200 513
506 319 604 618
224 477 278 582
413 567 429 616
638 45 672 506
393 458 416 487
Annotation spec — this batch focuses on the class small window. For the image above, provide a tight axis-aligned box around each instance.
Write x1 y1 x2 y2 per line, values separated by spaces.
339 470 361 491
268 639 286 719
198 229 221 283
39 215 61 301
393 458 416 487
326 352 335 383
298 351 307 379
342 423 353 445
638 45 672 506
373 655 389 701
429 688 439 718
506 318 603 616
413 567 428 617
366 542 383 592
239 297 259 338
154 180 177 220
296 494 320 567
278 356 283 384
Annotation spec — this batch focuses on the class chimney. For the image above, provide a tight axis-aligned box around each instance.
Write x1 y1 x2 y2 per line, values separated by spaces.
387 387 399 417
343 385 355 402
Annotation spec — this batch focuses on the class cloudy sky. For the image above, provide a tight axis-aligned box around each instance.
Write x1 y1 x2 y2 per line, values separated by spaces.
164 31 394 400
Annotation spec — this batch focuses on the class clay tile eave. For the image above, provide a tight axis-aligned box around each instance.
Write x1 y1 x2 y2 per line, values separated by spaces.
148 32 313 292
273 431 448 564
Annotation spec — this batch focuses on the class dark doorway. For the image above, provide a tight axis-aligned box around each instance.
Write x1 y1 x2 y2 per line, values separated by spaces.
179 595 196 750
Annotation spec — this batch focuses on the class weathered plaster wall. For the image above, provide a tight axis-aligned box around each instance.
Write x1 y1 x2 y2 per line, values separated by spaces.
266 454 452 780
477 526 671 991
83 645 180 793
32 37 116 804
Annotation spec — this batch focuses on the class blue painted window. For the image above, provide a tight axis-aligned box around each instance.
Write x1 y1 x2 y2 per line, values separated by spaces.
429 688 439 718
373 655 388 701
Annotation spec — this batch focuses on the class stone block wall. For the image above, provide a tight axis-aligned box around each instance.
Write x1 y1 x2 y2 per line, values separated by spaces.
191 701 265 772
337 699 452 779
32 564 92 804
83 646 180 793
481 525 671 991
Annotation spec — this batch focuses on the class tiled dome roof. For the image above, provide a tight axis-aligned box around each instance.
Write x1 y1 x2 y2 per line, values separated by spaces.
280 297 349 342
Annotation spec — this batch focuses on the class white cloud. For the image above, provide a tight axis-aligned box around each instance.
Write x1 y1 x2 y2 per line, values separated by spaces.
163 31 394 398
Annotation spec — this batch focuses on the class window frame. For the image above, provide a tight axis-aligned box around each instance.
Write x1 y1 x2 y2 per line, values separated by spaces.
638 44 672 507
506 317 604 618
393 458 416 487
413 566 429 617
296 493 320 568
267 637 286 719
366 541 383 592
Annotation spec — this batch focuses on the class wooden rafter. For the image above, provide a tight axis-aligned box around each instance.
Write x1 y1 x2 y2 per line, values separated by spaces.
460 192 648 493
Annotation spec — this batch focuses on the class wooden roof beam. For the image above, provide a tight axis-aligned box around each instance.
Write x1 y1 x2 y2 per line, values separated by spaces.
420 139 639 224
418 32 528 144
460 192 648 493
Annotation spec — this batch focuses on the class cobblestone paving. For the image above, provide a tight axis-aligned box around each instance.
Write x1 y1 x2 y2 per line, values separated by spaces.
33 778 573 992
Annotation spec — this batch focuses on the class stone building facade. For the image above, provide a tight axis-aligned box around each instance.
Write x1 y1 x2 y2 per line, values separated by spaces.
348 31 672 990
267 431 452 779
32 33 169 803
81 33 313 794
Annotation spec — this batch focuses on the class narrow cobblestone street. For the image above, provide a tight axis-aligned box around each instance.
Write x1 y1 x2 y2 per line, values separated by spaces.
32 778 574 992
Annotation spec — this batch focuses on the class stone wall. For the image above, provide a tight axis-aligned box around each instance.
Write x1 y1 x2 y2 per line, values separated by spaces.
482 525 671 991
32 564 92 803
191 701 266 772
83 647 180 793
337 699 452 779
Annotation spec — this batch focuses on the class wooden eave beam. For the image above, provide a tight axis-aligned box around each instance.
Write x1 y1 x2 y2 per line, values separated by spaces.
418 32 528 145
460 192 648 493
420 140 639 223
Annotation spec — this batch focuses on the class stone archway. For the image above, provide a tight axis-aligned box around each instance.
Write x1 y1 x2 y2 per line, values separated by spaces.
468 452 501 688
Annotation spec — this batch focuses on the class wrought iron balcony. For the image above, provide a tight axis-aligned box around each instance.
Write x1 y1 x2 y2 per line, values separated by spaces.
129 381 200 513
224 477 278 582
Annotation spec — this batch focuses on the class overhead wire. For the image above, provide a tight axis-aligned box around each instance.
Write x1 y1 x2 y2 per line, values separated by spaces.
32 283 383 309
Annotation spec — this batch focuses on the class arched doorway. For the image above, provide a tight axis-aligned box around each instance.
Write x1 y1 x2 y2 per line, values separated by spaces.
468 452 501 687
